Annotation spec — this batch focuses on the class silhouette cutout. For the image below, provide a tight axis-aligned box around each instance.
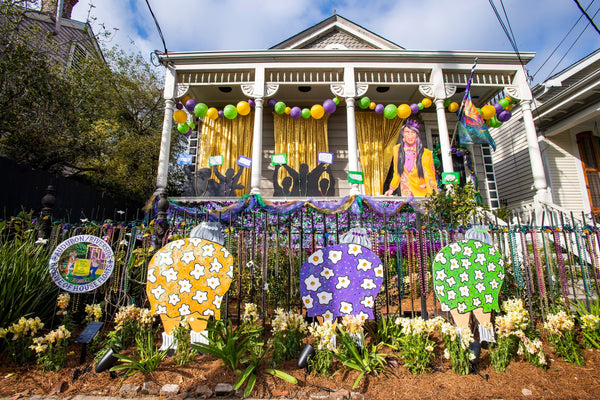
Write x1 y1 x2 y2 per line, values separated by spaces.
182 165 196 196
272 163 335 197
213 166 244 197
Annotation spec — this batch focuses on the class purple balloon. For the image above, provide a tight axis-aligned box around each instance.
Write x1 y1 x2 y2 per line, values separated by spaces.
184 128 193 137
323 99 337 114
493 103 504 114
185 99 197 112
248 98 255 107
218 110 224 118
374 104 384 114
497 109 512 122
410 103 420 114
290 106 302 119
176 103 183 110
267 99 277 108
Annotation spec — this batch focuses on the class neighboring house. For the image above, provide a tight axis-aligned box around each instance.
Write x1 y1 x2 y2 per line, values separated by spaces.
492 49 600 223
157 14 540 207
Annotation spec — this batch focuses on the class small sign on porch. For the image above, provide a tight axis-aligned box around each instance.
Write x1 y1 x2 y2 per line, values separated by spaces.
348 171 364 184
176 154 193 165
318 152 334 165
236 155 252 169
442 172 460 185
208 155 224 166
271 153 288 165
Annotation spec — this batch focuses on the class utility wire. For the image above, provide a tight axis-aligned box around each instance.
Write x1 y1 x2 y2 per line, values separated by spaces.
144 0 168 58
574 0 600 35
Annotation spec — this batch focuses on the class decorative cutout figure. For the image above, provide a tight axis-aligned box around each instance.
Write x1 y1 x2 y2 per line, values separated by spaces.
213 166 244 196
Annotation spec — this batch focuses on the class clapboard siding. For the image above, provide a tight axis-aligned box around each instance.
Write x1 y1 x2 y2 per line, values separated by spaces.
545 134 587 211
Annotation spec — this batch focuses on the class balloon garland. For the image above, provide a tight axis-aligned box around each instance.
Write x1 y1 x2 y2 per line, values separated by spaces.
356 96 434 119
444 96 518 128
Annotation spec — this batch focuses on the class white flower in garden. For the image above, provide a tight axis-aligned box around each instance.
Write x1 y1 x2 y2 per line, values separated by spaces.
302 295 314 309
447 290 456 300
339 301 353 314
472 298 481 307
361 296 374 308
119 239 128 246
323 310 334 322
474 270 484 280
192 290 208 304
485 293 493 304
336 276 351 289
203 309 215 317
147 268 157 283
150 285 165 300
446 277 456 286
158 251 174 266
179 279 192 293
181 250 196 265
169 240 185 250
459 286 470 297
490 279 499 289
35 237 48 244
156 305 167 314
487 262 496 272
348 245 363 256
191 263 205 279
475 253 486 265
178 304 191 316
450 242 461 254
459 271 469 282
161 267 178 283
207 276 221 290
308 250 324 266
457 302 468 313
328 250 343 264
360 278 376 290
320 267 335 280
475 282 486 293
436 269 447 280
201 243 216 257
305 274 322 291
450 259 459 270
213 294 223 309
317 291 333 305
435 252 447 263
210 258 223 273
168 293 181 306
436 285 445 296
374 264 384 277
80 218 89 223
463 246 473 257
461 259 472 269
357 258 373 271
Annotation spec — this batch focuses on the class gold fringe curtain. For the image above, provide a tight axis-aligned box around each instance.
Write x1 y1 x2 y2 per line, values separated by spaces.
355 112 404 196
197 112 254 196
273 113 329 179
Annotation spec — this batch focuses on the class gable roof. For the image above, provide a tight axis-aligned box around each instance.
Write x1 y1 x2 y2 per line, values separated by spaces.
269 14 404 51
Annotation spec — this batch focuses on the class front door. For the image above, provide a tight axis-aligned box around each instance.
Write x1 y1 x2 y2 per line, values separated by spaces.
576 131 600 216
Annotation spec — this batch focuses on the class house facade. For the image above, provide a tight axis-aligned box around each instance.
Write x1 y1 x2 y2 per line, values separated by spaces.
492 49 600 224
158 14 543 209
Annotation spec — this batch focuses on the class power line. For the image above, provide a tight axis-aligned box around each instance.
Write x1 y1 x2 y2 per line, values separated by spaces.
574 0 600 35
144 0 168 58
488 0 529 79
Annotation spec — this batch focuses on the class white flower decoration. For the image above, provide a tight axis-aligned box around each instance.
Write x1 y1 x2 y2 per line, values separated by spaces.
192 290 208 304
461 259 472 269
213 294 223 309
475 282 486 293
168 293 180 306
156 305 167 314
308 250 324 266
161 267 178 283
357 258 373 271
436 285 445 296
474 270 484 280
459 286 470 297
457 302 468 313
210 258 223 273
485 293 494 304
317 291 333 305
336 276 351 290
498 259 505 267
447 290 457 300
435 252 447 263
221 247 231 258
323 310 334 322
328 250 343 264
358 311 369 322
360 296 374 308
150 285 165 300
472 298 482 307
463 246 473 257
360 278 376 290
207 276 221 290
489 248 496 256
227 265 234 279
179 279 192 293
147 268 157 283
189 238 202 246
305 274 322 291
475 253 486 265
490 279 499 289
348 245 363 256
191 263 205 280
459 271 469 282
339 301 353 314
446 277 456 286
450 243 461 254
169 240 185 250
441 303 450 312
487 262 497 272
158 251 174 266
374 264 384 278
498 272 505 280
202 309 215 317
201 243 216 257
178 304 191 316
181 250 196 265
320 267 335 280
473 241 483 248
436 269 447 281
450 258 460 270
302 295 314 309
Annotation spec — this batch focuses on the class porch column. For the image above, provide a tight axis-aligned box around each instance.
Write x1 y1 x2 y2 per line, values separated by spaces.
434 98 454 173
155 66 177 195
521 99 550 200
345 96 361 196
250 98 264 194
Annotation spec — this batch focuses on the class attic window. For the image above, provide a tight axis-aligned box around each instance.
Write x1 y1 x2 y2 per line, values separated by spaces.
324 43 347 50
69 43 88 71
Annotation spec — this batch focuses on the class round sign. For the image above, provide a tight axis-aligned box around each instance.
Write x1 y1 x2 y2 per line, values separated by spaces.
49 235 115 293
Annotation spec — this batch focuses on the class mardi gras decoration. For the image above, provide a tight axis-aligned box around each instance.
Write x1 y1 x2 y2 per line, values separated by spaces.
147 222 233 348
300 228 383 322
432 226 504 342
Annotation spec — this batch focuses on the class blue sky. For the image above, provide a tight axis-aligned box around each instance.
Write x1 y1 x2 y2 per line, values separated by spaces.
71 0 600 85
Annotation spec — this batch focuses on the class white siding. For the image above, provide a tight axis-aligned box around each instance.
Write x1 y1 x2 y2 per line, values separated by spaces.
545 134 587 211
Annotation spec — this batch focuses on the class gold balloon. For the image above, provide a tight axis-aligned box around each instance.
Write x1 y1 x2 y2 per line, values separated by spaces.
422 98 433 108
236 101 251 116
206 107 219 120
285 107 291 114
369 102 376 110
310 104 325 119
397 104 412 119
173 109 187 124
481 104 496 120
448 102 459 113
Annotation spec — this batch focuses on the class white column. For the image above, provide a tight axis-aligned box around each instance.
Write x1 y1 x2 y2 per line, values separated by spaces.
345 97 361 195
521 99 549 199
434 98 454 173
250 98 264 194
155 66 177 195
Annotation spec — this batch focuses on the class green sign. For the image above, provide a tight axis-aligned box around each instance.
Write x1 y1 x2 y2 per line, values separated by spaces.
271 153 288 165
208 155 223 166
442 172 460 185
348 171 364 184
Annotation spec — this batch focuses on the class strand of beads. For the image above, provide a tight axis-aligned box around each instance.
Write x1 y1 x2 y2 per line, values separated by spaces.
574 227 593 297
508 229 524 289
529 230 547 312
552 229 570 310
588 232 600 297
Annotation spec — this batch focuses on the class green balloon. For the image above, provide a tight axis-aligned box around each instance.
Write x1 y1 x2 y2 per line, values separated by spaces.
358 96 370 109
188 121 195 130
443 99 452 108
383 104 398 119
223 104 237 119
274 101 286 114
301 108 311 119
194 103 208 118
333 97 340 105
489 116 501 128
177 122 189 133
418 103 424 110
498 98 510 109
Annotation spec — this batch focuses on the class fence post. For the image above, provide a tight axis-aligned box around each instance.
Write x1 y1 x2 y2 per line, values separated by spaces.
37 185 55 239
154 194 170 247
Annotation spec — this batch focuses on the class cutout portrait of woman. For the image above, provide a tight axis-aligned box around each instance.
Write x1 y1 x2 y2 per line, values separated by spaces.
384 119 438 197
